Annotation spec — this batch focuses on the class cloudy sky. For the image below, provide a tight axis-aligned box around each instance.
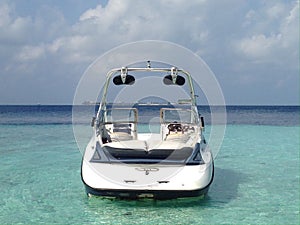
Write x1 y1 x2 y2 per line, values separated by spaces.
0 0 299 105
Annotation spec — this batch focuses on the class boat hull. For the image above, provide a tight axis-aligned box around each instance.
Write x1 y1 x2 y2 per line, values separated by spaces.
81 159 214 200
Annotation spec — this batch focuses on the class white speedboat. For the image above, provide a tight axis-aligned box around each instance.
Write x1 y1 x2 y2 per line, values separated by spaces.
81 61 214 199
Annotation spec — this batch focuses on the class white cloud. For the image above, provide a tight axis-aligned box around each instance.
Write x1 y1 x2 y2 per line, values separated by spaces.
0 0 298 104
79 1 128 23
32 0 211 65
2 0 298 67
79 4 104 21
237 34 282 58
16 45 45 61
0 3 11 26
0 3 32 46
235 1 299 66
266 2 286 19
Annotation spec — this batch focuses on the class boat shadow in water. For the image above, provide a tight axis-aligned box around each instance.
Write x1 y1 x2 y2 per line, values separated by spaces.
204 167 247 206
84 167 246 209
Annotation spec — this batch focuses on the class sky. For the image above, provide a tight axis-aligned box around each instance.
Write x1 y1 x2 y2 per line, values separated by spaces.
0 0 299 105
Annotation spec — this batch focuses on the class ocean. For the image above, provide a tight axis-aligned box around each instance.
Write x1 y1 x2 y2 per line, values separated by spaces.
0 105 299 224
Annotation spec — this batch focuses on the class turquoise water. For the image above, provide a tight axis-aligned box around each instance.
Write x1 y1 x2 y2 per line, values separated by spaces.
0 122 299 224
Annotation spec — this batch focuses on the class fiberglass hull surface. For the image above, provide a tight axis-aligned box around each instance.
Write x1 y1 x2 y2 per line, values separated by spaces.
81 149 214 199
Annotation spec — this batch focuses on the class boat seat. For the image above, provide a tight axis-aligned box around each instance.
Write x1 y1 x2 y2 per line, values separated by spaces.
110 132 133 141
102 140 193 161
164 133 190 143
103 140 146 149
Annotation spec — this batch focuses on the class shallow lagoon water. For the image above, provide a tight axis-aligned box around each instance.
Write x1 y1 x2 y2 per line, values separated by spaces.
0 106 299 224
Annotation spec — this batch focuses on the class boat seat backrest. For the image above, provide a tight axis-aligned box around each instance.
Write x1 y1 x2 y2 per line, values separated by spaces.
113 123 132 133
164 133 190 143
101 122 136 142
110 132 133 141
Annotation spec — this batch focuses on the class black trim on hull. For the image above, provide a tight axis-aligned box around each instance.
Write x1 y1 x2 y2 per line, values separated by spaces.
84 184 211 200
81 162 214 200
